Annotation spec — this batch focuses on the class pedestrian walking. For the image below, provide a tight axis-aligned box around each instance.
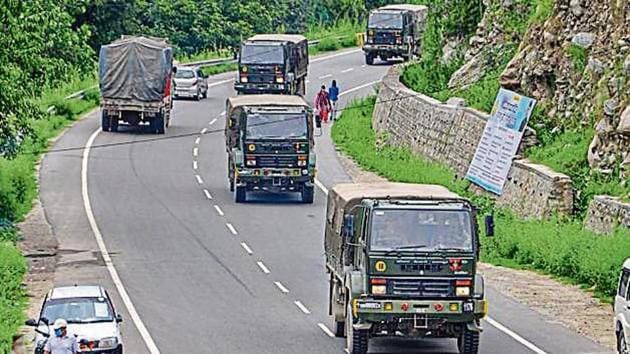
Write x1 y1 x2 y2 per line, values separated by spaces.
44 319 79 354
328 80 339 120
315 85 332 123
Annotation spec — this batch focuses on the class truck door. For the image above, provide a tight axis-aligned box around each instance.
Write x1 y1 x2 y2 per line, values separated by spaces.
354 208 368 270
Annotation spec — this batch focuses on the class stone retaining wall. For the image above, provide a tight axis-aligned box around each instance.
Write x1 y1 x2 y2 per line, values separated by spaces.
584 196 630 234
373 65 574 218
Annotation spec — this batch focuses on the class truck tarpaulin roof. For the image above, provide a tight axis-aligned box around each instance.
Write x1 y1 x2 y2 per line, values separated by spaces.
99 36 173 102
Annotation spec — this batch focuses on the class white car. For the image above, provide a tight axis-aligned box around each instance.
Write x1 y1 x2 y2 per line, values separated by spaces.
173 66 208 100
26 285 123 353
615 258 630 354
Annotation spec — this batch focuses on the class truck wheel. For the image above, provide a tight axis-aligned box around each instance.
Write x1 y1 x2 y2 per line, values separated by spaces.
365 54 374 66
334 320 345 337
111 116 119 132
346 303 368 354
229 178 235 192
458 329 480 354
101 112 110 132
301 185 314 204
154 112 165 134
234 186 246 203
202 89 208 99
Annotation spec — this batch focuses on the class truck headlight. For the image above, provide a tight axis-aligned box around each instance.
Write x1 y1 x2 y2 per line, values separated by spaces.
99 337 118 349
297 160 307 167
371 285 386 295
456 287 470 297
276 77 284 84
246 159 256 167
240 76 248 83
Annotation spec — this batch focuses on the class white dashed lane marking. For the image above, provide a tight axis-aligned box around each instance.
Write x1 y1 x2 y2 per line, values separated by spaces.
209 118 217 125
341 68 354 73
226 223 238 235
194 137 200 145
203 189 212 200
240 242 253 255
220 111 226 116
256 261 270 274
274 281 290 293
214 205 225 216
317 323 335 338
294 301 311 315
318 74 332 79
201 128 207 134
195 175 203 184
193 161 198 170
193 147 198 157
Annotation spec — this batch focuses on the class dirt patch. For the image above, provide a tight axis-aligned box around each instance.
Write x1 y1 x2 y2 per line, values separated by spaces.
336 150 616 350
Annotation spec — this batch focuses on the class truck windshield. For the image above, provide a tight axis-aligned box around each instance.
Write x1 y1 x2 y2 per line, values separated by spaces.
370 209 473 252
246 113 307 139
241 44 285 64
368 12 403 29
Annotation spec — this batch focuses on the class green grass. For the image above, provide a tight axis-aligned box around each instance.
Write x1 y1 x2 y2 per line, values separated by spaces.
333 97 630 300
201 62 238 76
567 44 588 73
306 20 363 55
0 79 101 351
177 49 232 64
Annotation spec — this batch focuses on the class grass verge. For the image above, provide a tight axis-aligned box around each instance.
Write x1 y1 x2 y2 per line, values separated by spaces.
0 79 101 352
332 97 630 300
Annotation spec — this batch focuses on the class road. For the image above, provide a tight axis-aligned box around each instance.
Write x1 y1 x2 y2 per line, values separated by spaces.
39 48 612 354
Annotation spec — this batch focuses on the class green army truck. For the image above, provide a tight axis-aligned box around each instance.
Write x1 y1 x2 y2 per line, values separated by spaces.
225 94 316 203
324 183 493 354
363 4 428 65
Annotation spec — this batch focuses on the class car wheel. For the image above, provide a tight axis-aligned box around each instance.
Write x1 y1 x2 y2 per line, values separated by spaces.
458 328 480 354
202 89 208 99
195 89 200 101
619 331 629 354
346 302 368 354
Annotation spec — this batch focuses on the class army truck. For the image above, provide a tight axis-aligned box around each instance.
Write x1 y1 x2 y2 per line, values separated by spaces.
324 183 493 354
363 4 428 65
99 36 174 134
225 94 316 203
234 34 309 96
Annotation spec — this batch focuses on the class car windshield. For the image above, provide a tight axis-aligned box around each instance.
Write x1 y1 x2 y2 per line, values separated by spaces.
241 44 284 64
368 12 403 29
370 209 473 252
245 113 307 139
42 297 113 324
175 70 195 79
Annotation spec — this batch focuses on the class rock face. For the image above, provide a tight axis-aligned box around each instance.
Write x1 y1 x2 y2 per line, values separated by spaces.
584 196 630 234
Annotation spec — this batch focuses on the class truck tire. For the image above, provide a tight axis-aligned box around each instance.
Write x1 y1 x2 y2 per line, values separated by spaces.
346 303 368 354
365 54 374 66
334 320 345 338
234 186 246 203
301 185 314 204
298 79 306 96
202 89 208 99
458 329 480 354
153 111 166 134
101 112 110 132
229 178 235 192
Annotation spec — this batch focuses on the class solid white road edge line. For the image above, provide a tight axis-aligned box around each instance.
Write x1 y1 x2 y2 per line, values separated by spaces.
203 189 213 200
214 205 225 216
82 129 160 354
240 242 253 255
317 323 335 338
195 175 203 184
294 301 311 315
256 261 270 274
226 223 238 235
485 317 548 354
274 281 290 293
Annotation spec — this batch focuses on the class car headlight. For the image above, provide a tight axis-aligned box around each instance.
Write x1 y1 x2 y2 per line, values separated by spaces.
371 285 386 295
99 337 118 349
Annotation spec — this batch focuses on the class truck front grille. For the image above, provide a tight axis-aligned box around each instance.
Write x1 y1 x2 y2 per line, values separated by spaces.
255 155 298 168
389 279 452 298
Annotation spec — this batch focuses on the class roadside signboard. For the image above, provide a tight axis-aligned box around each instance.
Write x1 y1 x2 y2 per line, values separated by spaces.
465 88 537 195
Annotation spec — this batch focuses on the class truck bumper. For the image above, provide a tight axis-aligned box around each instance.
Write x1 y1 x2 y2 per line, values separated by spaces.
236 169 314 192
353 298 487 332
362 44 408 57
234 83 288 94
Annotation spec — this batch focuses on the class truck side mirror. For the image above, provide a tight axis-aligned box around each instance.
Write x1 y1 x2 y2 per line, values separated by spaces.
484 215 495 237
343 215 355 241
25 318 37 327
172 66 177 74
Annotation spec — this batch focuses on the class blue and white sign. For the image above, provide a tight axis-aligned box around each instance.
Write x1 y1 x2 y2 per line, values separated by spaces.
465 88 537 195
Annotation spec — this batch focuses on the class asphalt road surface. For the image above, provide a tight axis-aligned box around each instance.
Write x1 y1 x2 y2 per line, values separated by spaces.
39 49 612 354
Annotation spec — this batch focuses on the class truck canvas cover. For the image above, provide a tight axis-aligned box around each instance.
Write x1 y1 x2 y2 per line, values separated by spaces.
325 182 465 273
99 36 173 102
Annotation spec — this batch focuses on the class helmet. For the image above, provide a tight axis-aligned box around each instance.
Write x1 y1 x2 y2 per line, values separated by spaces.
53 318 67 329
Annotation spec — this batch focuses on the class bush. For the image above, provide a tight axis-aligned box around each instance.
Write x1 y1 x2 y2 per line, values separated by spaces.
567 44 588 73
333 98 630 299
315 37 341 52
0 242 27 353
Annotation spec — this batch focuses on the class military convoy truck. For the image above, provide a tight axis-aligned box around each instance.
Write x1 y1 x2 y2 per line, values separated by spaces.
225 94 316 203
234 34 309 96
324 183 492 354
363 4 428 65
99 36 174 134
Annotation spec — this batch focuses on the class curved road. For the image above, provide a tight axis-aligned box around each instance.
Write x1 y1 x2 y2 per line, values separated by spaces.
39 49 611 354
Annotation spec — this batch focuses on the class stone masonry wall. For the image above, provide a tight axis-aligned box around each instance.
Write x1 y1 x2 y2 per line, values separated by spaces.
373 65 574 218
584 196 630 234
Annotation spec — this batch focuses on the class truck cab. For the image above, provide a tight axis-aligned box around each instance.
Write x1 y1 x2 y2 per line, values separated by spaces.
225 94 315 203
235 34 309 96
325 183 491 354
363 4 428 65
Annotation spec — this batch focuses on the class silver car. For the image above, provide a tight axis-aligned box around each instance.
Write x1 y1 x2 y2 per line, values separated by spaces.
615 258 630 354
173 66 208 100
26 285 123 354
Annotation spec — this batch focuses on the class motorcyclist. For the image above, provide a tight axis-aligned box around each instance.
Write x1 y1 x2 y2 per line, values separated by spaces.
44 318 79 354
